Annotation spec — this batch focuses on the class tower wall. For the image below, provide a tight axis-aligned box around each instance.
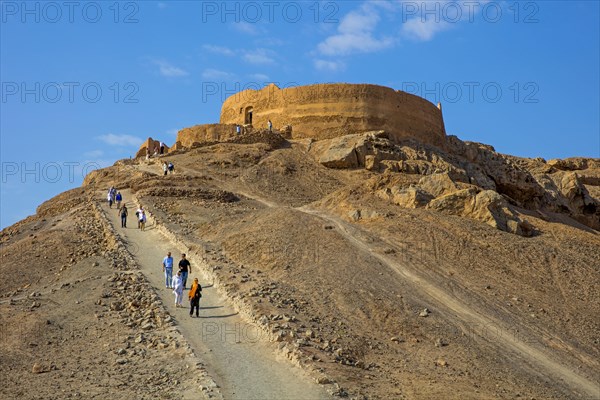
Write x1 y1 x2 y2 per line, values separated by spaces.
219 83 446 147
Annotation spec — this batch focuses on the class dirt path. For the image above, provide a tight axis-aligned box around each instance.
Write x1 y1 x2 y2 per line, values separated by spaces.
298 206 600 399
101 193 329 400
130 159 600 398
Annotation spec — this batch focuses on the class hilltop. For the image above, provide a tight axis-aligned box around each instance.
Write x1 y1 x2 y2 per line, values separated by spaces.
1 125 598 399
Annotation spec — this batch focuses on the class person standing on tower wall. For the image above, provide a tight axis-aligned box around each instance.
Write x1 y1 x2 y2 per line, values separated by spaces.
267 119 273 132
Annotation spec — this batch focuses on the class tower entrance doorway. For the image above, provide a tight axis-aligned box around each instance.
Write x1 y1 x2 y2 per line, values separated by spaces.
244 107 253 124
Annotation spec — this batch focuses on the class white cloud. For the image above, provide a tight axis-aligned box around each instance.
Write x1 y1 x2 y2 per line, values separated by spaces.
401 18 452 41
157 2 167 9
339 6 380 34
201 68 234 79
233 22 260 35
259 37 285 47
243 48 274 65
83 149 104 158
316 3 394 56
202 44 235 57
313 0 467 63
314 59 345 72
317 33 394 56
249 73 270 81
154 60 189 77
399 0 487 41
166 128 179 136
96 134 143 147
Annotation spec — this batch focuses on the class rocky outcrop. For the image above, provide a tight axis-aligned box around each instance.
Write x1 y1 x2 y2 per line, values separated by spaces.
445 136 545 207
376 173 533 236
316 131 599 234
547 158 600 171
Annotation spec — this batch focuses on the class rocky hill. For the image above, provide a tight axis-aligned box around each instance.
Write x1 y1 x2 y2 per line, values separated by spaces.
1 129 599 399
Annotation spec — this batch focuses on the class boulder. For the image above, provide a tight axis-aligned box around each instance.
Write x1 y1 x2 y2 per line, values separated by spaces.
314 134 363 169
427 188 478 216
418 173 459 198
426 188 533 236
380 160 399 173
378 185 433 209
365 155 379 171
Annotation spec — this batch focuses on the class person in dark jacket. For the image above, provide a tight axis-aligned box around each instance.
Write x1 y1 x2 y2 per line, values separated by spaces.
115 191 123 211
120 205 128 228
188 278 202 317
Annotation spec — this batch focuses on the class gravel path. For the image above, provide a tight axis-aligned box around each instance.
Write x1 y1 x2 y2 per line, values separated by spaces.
103 195 329 400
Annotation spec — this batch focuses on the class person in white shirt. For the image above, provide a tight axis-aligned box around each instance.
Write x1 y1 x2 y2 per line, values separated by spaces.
135 206 144 229
162 252 174 289
171 271 184 307
139 211 147 231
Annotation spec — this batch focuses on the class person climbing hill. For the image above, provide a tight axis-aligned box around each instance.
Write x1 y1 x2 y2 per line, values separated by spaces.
115 191 123 211
172 270 184 307
188 278 202 317
120 205 128 228
178 253 191 289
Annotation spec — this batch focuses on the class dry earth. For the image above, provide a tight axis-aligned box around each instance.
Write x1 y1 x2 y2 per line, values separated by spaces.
1 130 599 399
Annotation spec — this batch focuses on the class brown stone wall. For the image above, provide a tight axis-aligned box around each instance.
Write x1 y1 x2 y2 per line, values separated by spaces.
135 137 170 158
176 124 239 148
219 83 446 147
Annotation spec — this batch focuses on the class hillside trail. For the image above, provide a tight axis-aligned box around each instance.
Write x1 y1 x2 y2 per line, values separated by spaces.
135 160 599 397
297 207 600 398
100 192 330 400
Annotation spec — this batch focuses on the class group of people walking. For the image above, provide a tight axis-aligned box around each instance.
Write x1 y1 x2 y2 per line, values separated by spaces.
106 189 204 317
108 187 128 228
107 188 202 317
162 252 202 317
162 161 175 176
107 187 122 209
106 188 148 230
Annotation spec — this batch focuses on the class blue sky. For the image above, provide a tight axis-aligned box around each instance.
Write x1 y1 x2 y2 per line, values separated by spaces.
1 0 599 229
